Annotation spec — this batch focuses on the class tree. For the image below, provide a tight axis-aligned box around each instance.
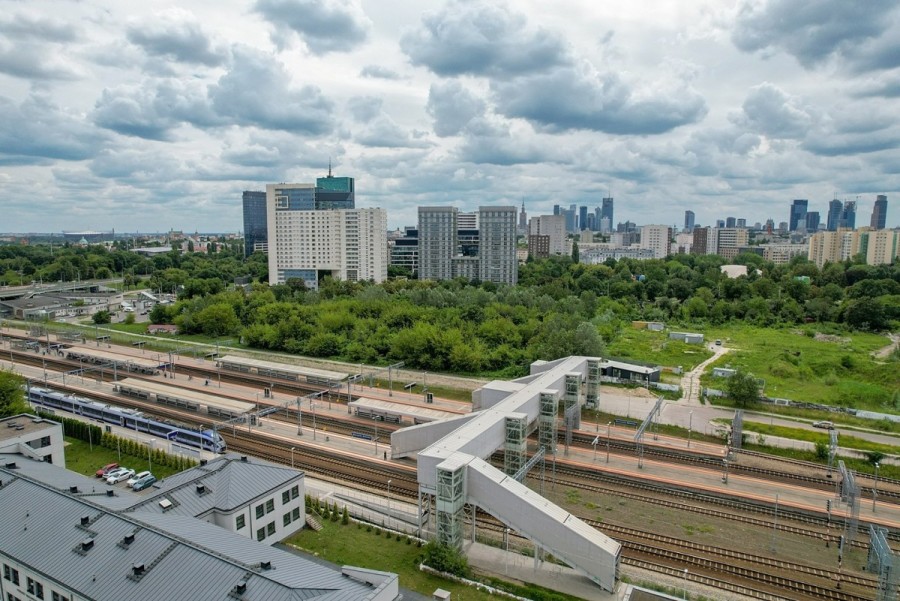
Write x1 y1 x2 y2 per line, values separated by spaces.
726 369 761 407
124 312 136 325
421 541 470 578
92 310 111 324
0 370 28 417
571 241 579 263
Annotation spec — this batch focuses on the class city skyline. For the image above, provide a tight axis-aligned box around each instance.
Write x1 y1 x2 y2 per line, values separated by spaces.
2 1 900 232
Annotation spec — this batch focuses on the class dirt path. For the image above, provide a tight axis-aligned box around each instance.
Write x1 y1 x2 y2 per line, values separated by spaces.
679 343 730 405
873 333 899 359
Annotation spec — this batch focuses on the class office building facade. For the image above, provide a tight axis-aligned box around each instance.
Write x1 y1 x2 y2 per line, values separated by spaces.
242 191 268 257
601 197 614 230
805 211 820 232
684 210 695 232
871 195 887 230
826 199 842 231
840 201 857 229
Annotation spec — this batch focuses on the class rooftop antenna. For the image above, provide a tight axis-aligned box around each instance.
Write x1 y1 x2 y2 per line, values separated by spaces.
327 157 332 178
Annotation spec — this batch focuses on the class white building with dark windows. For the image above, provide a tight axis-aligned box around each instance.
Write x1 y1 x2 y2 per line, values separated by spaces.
266 182 387 289
640 224 672 259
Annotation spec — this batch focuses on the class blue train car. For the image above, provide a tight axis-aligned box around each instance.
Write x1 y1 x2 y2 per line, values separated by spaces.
27 386 225 453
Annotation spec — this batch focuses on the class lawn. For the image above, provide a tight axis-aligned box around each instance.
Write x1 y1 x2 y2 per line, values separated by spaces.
285 520 581 601
701 325 898 411
63 437 185 480
742 421 900 464
606 328 713 370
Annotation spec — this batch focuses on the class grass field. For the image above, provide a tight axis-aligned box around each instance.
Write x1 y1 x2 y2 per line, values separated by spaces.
286 520 581 601
63 437 186 480
607 328 713 370
700 325 898 411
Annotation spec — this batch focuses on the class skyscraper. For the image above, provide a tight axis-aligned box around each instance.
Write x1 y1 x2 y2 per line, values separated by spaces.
314 163 355 210
684 210 695 232
871 195 888 230
418 207 458 282
578 206 588 232
725 217 736 228
805 211 820 232
789 199 808 232
478 206 518 285
601 197 614 228
242 190 267 258
826 199 842 231
518 200 527 232
840 201 857 229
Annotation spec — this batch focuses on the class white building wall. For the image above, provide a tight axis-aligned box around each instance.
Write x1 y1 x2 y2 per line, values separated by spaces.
529 215 566 255
639 225 670 259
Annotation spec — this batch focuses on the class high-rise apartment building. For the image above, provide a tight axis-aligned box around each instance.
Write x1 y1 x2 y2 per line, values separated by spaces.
528 214 567 256
640 225 672 259
265 182 386 288
478 206 518 284
683 211 695 232
418 206 517 285
713 227 749 260
691 226 709 255
242 190 267 257
826 199 842 231
871 195 887 230
808 229 862 268
865 229 899 265
789 199 808 232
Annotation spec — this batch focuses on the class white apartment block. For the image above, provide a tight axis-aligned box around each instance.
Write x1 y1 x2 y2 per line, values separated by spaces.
528 215 567 255
640 224 672 259
866 229 900 265
760 243 807 265
267 186 387 288
808 229 862 268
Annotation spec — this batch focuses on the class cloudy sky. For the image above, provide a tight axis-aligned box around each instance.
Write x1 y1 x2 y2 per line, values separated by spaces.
2 0 899 233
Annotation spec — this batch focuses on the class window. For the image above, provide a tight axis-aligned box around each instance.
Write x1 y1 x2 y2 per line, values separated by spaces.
3 564 9 580
35 582 44 600
291 485 299 499
11 568 18 585
27 577 35 595
52 593 63 601
255 504 264 519
292 507 300 520
265 499 274 514
235 515 245 530
267 522 276 536
283 513 291 527
282 490 290 504
256 528 265 541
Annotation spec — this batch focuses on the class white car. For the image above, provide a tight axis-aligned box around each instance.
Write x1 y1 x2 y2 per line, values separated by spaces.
123 306 135 313
106 468 135 484
127 470 152 487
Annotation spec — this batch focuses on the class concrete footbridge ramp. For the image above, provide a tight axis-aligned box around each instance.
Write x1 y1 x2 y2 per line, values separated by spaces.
392 356 621 592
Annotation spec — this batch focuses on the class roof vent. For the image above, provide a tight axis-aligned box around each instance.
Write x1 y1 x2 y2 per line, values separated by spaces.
6 422 17 428
233 583 247 595
240 456 248 462
132 564 145 576
106 489 115 497
200 459 207 466
196 484 206 495
81 539 94 552
14 425 24 431
159 498 173 510
5 462 17 469
80 515 90 526
123 533 135 545
70 486 79 494
260 561 272 570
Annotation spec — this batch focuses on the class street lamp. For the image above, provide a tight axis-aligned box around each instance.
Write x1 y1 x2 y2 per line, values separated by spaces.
606 422 612 463
688 411 693 448
722 458 729 484
873 462 880 512
311 401 318 440
591 436 599 462
386 479 392 523
290 447 295 469
149 439 155 472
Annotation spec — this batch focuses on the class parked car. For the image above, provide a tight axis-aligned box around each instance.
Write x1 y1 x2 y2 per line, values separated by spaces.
106 468 135 484
715 339 722 346
813 421 835 430
96 463 119 478
127 470 152 487
132 474 157 491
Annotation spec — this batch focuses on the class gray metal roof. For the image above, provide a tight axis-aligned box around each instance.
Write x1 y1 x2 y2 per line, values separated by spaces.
0 463 396 601
129 454 303 517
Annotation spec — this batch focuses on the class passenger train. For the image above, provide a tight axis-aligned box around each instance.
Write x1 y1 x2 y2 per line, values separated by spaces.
27 386 226 453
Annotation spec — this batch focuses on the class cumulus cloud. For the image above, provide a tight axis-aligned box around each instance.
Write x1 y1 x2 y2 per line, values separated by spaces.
359 65 401 79
254 0 371 54
93 79 219 140
491 65 707 135
401 0 567 77
0 13 82 79
426 81 486 136
126 9 227 66
732 82 814 139
347 97 430 148
208 48 335 133
347 96 383 123
0 94 107 164
732 0 900 71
